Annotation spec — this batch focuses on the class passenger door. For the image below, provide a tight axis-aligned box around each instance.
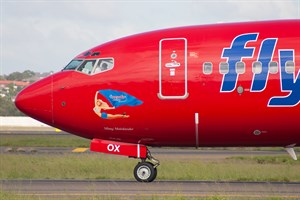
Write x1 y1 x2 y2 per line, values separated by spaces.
158 38 188 99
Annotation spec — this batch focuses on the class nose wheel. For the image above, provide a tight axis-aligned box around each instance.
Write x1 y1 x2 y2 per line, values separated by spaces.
133 149 160 182
134 162 157 182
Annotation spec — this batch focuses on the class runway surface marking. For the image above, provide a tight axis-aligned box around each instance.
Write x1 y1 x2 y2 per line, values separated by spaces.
72 148 89 152
0 146 291 156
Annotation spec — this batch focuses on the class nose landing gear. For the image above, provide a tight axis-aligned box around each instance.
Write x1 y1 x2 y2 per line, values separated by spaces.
90 139 160 182
133 150 160 182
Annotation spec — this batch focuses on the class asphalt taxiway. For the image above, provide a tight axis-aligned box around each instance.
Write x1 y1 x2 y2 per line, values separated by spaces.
0 146 292 159
1 179 300 199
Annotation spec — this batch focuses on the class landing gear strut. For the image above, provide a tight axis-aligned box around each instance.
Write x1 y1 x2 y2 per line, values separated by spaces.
133 149 160 182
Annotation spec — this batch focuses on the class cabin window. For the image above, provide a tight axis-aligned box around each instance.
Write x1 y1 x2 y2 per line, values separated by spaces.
92 58 114 74
252 61 262 74
203 62 213 75
236 62 245 74
63 60 83 71
285 61 295 74
219 62 229 74
77 60 96 74
269 61 278 74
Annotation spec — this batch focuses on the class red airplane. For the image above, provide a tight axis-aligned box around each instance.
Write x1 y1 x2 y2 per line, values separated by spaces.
15 20 300 182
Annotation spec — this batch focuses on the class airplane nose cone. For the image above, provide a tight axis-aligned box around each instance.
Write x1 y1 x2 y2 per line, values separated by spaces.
15 76 53 126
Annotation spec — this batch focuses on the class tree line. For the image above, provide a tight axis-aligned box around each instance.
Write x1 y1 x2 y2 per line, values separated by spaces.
0 70 36 116
0 70 35 81
0 97 25 116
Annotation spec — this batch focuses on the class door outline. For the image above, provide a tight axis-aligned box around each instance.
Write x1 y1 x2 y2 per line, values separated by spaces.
158 38 188 99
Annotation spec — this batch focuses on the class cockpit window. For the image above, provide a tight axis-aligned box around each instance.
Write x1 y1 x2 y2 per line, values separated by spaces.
63 58 114 75
92 58 114 74
63 60 83 70
77 60 96 74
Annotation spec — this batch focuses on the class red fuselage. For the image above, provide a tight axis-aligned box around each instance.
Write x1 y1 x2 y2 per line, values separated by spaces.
16 20 300 147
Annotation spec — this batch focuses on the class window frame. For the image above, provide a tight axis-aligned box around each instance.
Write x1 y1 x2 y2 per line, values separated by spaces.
63 59 84 71
285 61 295 74
91 57 115 75
203 62 213 75
235 61 245 74
252 61 262 74
76 59 97 75
269 61 278 74
219 62 229 74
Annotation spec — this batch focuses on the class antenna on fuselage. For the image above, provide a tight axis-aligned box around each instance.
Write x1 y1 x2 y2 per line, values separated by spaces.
285 144 298 160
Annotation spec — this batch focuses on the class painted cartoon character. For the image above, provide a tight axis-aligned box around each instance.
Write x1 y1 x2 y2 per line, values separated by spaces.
93 91 130 119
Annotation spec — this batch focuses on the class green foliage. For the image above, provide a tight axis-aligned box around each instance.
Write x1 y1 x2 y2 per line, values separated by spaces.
0 70 38 116
0 97 24 116
5 70 35 81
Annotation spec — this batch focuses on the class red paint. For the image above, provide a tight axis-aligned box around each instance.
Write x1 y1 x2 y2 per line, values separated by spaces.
90 139 147 159
15 20 300 148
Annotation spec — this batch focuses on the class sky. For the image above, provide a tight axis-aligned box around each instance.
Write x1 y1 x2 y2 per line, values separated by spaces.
1 0 299 75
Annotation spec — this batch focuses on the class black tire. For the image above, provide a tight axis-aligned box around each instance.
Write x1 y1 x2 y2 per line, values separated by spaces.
133 162 157 182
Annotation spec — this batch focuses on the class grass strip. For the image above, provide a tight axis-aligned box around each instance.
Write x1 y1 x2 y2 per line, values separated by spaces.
0 135 89 147
0 190 291 200
0 154 299 182
227 155 299 164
